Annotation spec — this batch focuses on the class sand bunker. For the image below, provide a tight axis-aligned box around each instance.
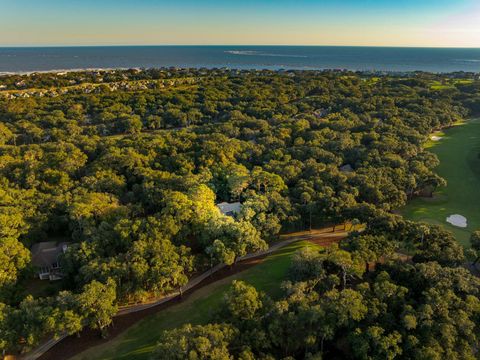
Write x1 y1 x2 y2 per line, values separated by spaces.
446 214 467 228
430 135 442 141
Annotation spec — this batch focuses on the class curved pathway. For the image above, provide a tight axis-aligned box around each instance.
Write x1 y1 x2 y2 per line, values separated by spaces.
22 227 348 360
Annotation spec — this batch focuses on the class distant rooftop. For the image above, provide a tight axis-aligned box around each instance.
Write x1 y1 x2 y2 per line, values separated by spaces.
217 202 242 216
31 241 69 268
340 164 354 173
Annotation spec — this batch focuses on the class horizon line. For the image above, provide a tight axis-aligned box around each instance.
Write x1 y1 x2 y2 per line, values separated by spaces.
1 44 480 49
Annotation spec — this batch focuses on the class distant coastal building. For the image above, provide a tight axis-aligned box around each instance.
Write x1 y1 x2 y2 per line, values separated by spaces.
217 202 242 217
31 241 69 281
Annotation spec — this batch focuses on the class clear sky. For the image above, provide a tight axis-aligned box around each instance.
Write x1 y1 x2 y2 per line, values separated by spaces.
1 0 479 47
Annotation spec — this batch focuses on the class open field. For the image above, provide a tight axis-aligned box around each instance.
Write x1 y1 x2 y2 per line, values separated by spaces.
402 119 480 246
70 240 320 360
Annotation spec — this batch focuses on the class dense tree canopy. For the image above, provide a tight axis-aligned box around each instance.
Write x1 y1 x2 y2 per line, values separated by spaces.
155 259 480 359
0 68 479 355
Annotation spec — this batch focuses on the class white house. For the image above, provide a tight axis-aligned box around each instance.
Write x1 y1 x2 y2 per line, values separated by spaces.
217 202 242 217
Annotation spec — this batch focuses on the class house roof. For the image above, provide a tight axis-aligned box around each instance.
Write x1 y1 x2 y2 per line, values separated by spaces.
217 202 242 215
340 164 354 173
31 241 69 268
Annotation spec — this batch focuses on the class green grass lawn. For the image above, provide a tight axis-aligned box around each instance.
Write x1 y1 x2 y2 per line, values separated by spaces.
72 240 317 360
402 119 480 246
429 79 474 91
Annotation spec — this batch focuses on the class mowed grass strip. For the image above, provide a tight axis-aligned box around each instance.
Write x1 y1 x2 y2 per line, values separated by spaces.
402 118 480 246
71 240 318 360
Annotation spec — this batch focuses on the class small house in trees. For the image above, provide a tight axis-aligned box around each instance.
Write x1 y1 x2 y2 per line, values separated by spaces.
339 164 354 173
313 108 328 119
217 202 242 217
31 241 69 281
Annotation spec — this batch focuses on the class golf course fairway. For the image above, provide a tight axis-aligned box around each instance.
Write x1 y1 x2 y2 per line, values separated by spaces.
402 118 480 246
70 240 318 360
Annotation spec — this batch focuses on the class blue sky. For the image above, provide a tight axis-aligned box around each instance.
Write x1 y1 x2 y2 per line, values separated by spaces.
1 0 479 47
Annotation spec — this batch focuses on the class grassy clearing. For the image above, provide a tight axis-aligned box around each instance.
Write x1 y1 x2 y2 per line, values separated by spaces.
430 79 474 91
71 240 317 360
402 119 480 246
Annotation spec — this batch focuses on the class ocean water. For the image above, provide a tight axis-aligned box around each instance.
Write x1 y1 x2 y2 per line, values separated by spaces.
0 46 479 73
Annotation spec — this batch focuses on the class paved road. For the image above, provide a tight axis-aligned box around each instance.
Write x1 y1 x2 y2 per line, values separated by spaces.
21 229 347 360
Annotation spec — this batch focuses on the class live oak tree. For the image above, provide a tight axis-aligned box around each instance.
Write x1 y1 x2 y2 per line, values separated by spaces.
152 323 237 360
342 233 397 272
0 303 14 353
0 122 14 145
0 198 30 296
469 230 480 265
291 244 364 290
411 225 465 266
222 281 263 322
77 278 117 337
50 291 83 338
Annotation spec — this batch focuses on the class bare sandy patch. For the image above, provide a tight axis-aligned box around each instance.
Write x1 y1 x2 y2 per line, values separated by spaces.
446 214 467 228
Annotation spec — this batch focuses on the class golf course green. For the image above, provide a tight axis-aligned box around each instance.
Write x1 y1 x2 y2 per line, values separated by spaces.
402 118 480 246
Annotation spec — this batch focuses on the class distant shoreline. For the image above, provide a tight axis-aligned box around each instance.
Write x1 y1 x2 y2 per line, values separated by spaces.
1 46 479 74
0 67 129 76
1 67 479 77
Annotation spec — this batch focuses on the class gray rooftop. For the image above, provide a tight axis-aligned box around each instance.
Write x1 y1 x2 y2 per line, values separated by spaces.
217 202 242 216
31 241 69 268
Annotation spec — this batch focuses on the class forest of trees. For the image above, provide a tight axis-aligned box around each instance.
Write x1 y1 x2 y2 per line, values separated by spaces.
0 68 479 357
